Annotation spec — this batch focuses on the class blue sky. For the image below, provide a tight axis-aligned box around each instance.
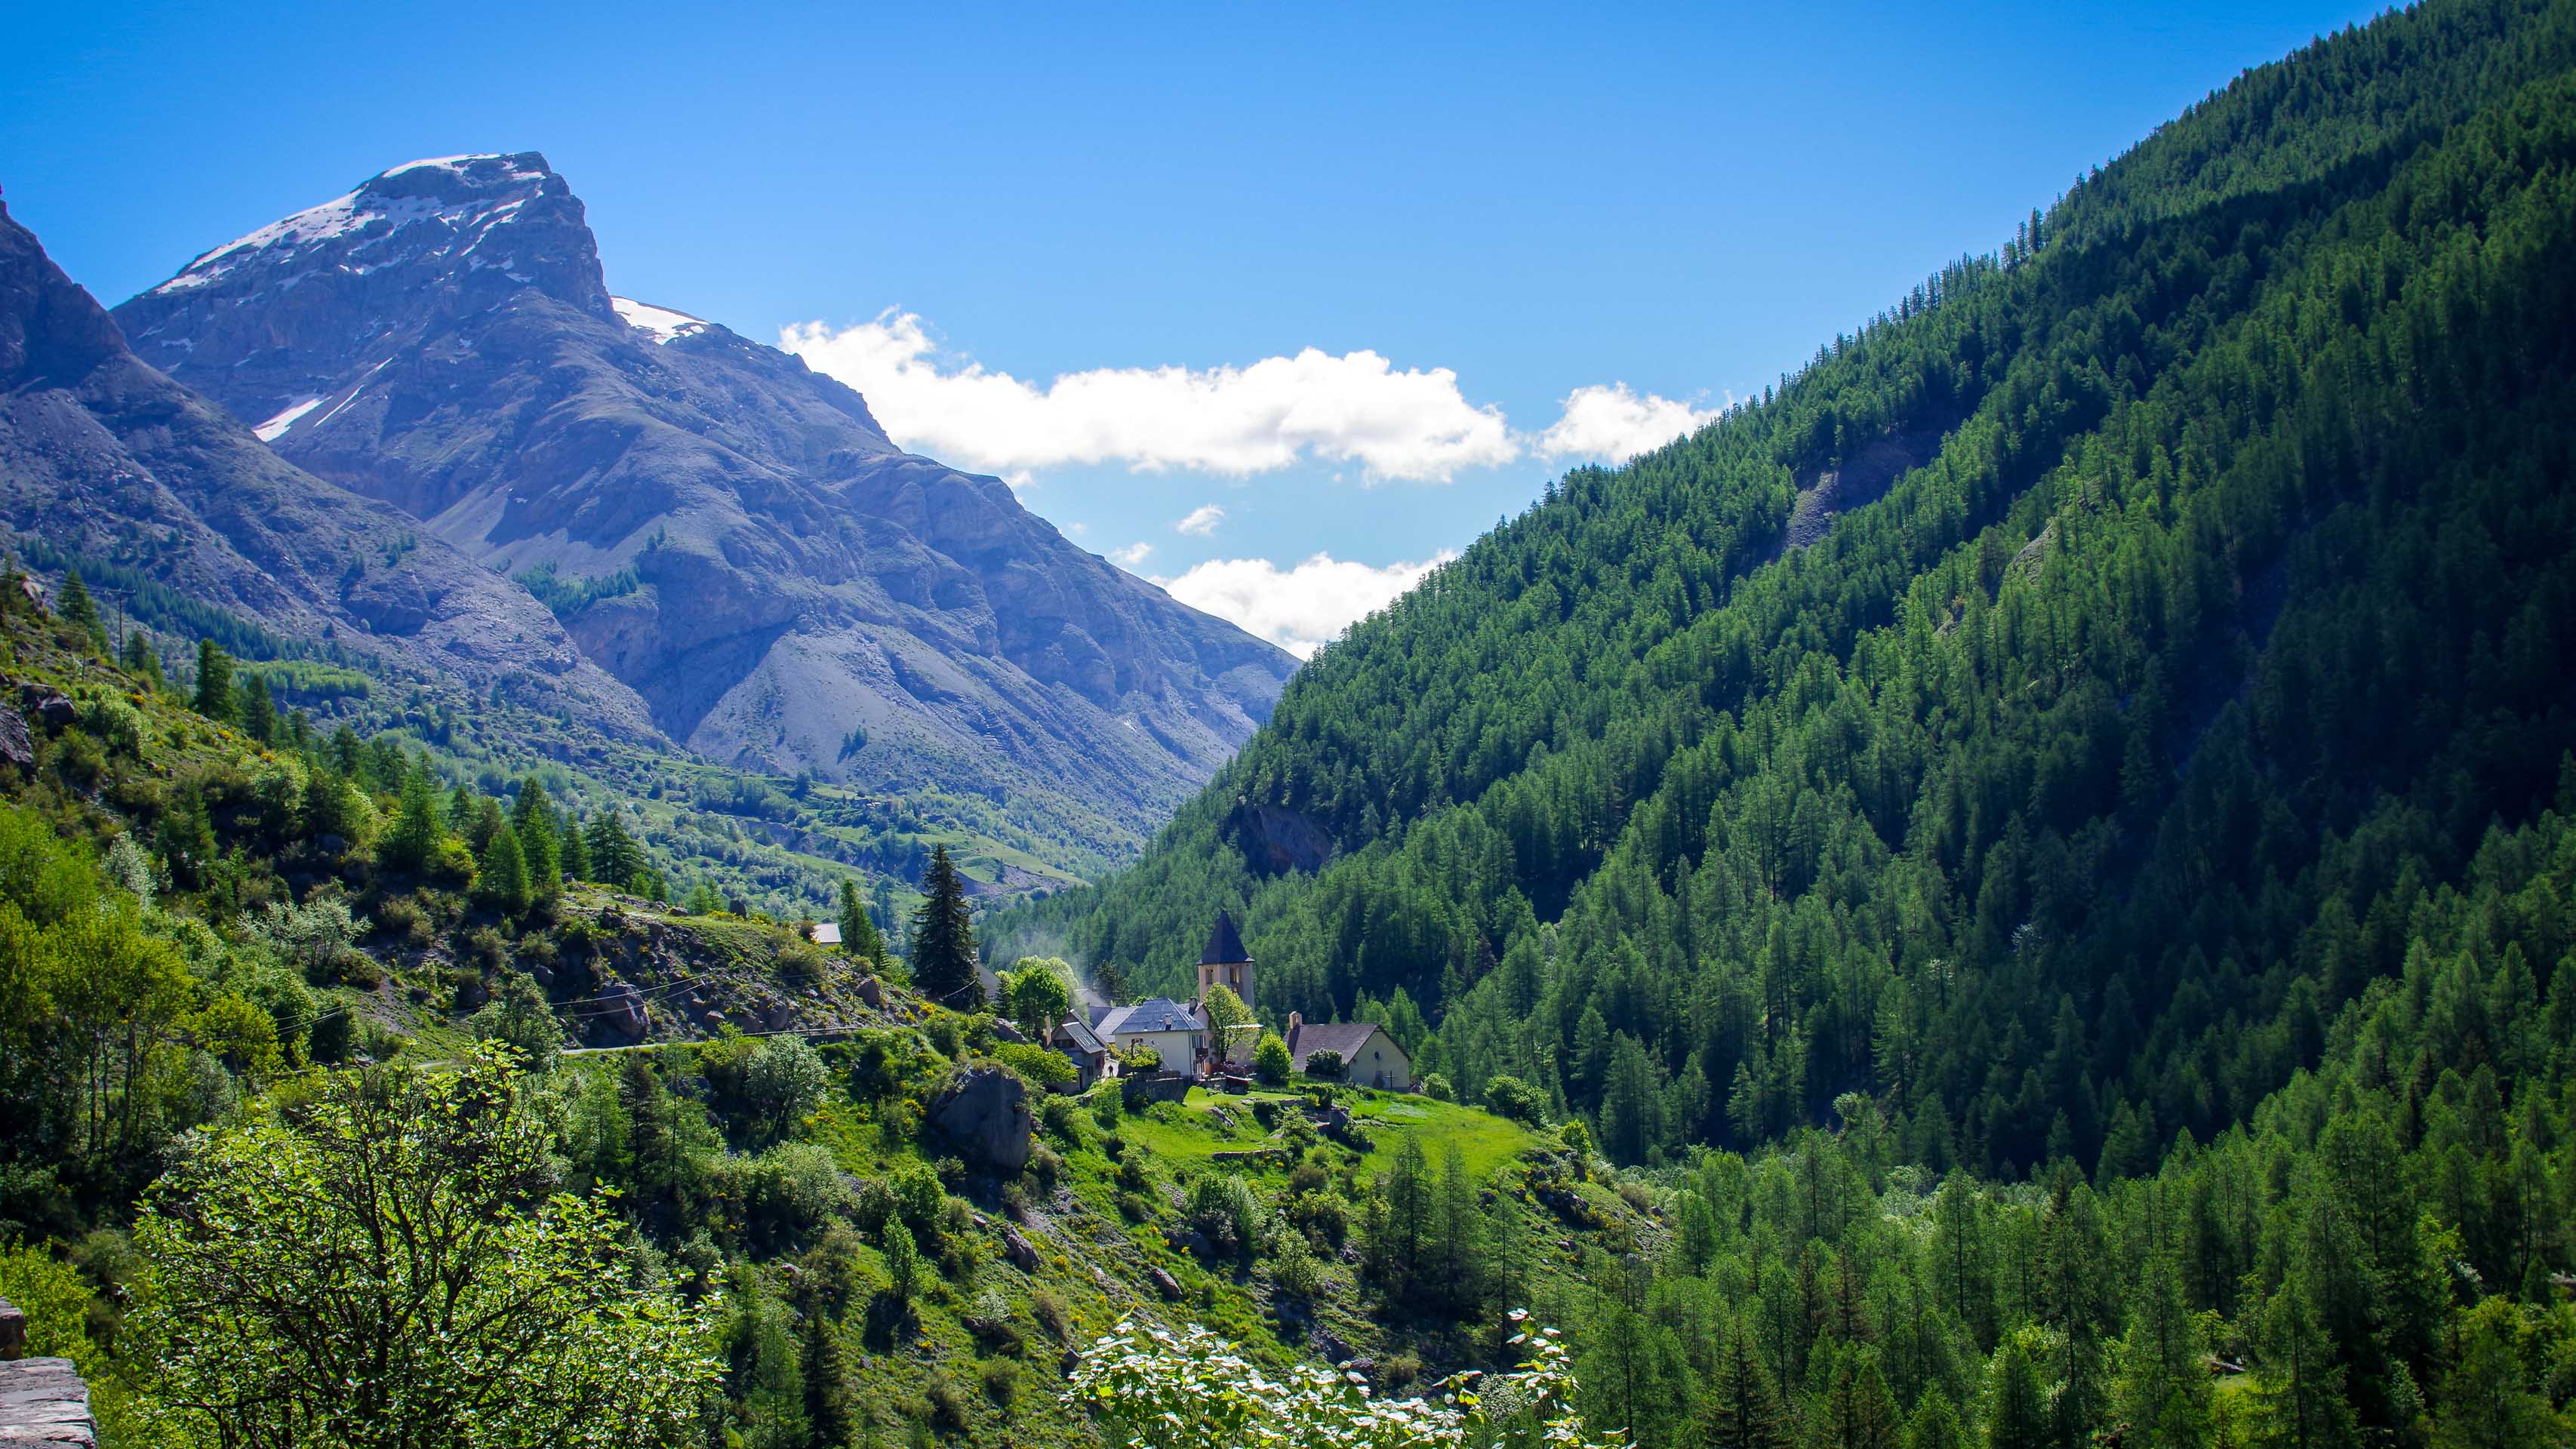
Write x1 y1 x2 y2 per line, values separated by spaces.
7 0 2386 652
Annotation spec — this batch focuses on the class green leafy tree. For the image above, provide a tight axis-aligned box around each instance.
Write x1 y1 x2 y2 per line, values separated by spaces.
583 809 648 892
381 768 445 873
908 844 977 1006
127 1054 720 1447
1982 1334 2048 1449
1004 956 1074 1038
1253 1029 1292 1085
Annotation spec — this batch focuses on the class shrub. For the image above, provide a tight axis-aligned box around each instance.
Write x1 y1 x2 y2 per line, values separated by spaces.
1420 1073 1454 1102
1039 1096 1081 1141
1184 1174 1264 1259
980 1357 1020 1404
1252 1030 1291 1085
1029 1287 1070 1340
1115 1191 1153 1221
1266 1229 1322 1300
1302 1048 1344 1081
1482 1074 1547 1124
1026 1143 1064 1192
992 1040 1075 1088
922 1365 970 1431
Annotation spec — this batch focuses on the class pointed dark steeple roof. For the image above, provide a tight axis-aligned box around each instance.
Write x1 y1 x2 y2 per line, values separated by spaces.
1199 910 1250 967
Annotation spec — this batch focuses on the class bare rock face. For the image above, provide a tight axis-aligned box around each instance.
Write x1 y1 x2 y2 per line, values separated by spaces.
110 155 1297 860
927 1066 1032 1176
0 709 32 773
0 199 657 743
591 982 648 1039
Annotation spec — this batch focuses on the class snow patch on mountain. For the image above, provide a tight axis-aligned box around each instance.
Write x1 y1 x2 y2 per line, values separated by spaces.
611 297 709 344
150 158 550 297
253 396 325 441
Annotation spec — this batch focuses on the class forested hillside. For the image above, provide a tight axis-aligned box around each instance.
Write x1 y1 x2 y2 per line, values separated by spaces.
995 0 2576 1174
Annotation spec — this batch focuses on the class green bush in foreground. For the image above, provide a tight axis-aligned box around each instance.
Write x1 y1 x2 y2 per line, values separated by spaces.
126 1051 721 1448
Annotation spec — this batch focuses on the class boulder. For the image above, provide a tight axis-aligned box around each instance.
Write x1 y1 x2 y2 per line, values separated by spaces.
0 709 31 771
1002 1226 1039 1272
0 1298 22 1359
990 1017 1028 1044
592 982 648 1038
856 976 884 1008
926 1066 1032 1175
1148 1266 1183 1300
16 685 72 731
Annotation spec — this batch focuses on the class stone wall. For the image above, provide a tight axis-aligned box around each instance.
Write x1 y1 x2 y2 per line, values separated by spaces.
0 1298 98 1447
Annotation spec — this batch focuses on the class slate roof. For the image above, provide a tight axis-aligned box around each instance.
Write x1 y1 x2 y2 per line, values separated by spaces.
1287 1020 1392 1070
1054 1016 1106 1055
1097 997 1205 1037
1199 910 1250 966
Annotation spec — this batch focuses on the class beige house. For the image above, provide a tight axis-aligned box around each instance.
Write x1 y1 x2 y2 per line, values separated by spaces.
1284 1013 1414 1092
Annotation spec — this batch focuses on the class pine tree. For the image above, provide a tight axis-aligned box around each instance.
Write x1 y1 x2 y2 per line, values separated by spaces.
1702 1311 1790 1449
474 823 532 918
1905 1389 1966 1449
2249 1277 2359 1449
383 769 445 873
559 812 592 881
837 878 883 964
57 568 106 653
1820 1351 1904 1449
118 630 163 689
192 639 235 722
2116 1251 2209 1448
907 845 977 1005
236 672 278 745
584 810 645 892
1983 1335 2048 1449
512 777 561 895
799 1309 855 1448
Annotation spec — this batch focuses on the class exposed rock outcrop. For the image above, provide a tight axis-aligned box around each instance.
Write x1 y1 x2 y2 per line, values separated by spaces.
926 1066 1032 1175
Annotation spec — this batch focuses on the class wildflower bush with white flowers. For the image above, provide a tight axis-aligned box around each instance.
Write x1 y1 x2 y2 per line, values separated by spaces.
1065 1311 1623 1449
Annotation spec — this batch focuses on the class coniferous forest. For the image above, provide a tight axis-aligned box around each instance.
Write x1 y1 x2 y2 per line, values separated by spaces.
987 0 2576 1439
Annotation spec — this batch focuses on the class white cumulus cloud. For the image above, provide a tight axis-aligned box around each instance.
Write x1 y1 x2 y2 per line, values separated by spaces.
1534 383 1724 463
1162 551 1457 658
1174 504 1226 536
1109 542 1153 568
780 311 1516 484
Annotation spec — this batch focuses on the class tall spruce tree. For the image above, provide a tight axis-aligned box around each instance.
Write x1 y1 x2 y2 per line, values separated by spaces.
192 639 235 722
512 777 561 894
906 845 977 1004
57 568 106 653
836 878 883 964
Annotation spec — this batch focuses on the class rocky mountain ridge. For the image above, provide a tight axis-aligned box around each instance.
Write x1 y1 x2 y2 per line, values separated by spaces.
0 197 660 740
111 155 1297 866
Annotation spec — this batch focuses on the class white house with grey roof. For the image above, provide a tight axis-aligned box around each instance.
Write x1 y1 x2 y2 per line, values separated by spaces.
1089 997 1206 1074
